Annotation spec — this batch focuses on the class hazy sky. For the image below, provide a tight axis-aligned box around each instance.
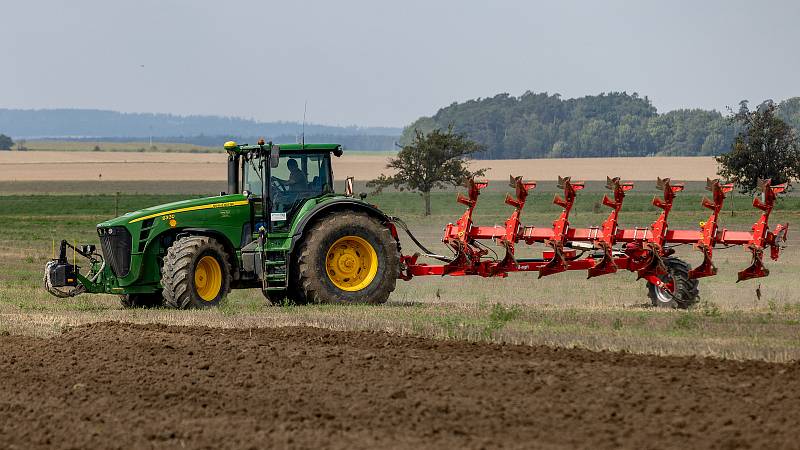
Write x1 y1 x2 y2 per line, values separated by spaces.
3 0 798 127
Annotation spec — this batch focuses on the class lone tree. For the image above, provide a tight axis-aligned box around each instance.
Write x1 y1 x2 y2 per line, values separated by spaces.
716 101 800 193
0 134 13 151
368 126 487 216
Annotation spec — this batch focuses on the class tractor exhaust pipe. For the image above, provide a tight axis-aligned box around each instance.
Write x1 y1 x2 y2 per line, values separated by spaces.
227 153 240 195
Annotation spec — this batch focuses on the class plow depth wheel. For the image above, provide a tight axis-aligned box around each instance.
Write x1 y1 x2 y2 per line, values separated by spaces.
647 257 699 309
295 211 398 304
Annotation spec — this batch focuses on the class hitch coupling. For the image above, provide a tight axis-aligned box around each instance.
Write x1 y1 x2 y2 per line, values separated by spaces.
44 240 98 298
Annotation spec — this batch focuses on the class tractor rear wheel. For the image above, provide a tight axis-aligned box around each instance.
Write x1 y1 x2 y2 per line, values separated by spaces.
296 212 399 304
647 257 699 309
119 292 163 309
161 236 231 309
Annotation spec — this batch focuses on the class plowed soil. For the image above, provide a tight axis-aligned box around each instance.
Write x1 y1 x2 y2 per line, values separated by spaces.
1 323 798 449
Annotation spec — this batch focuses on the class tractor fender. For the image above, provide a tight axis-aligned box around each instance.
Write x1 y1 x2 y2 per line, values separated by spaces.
175 228 239 271
145 227 240 274
289 199 398 255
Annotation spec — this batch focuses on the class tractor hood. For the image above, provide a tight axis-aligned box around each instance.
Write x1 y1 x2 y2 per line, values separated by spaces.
98 194 249 228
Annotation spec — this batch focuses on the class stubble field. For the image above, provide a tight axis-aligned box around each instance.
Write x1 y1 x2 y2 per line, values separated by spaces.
0 149 719 182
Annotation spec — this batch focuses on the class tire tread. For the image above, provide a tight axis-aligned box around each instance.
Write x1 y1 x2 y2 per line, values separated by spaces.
295 212 398 304
161 236 231 309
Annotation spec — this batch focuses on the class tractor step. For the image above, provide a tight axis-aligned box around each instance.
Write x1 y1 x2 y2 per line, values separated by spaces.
262 251 289 290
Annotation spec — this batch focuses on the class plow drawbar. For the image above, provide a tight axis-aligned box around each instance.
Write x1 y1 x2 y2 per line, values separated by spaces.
397 176 788 302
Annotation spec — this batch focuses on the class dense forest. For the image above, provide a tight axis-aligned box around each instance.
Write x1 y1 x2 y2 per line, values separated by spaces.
402 93 800 159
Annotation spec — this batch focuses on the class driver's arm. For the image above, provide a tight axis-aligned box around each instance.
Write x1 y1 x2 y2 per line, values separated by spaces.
288 169 307 187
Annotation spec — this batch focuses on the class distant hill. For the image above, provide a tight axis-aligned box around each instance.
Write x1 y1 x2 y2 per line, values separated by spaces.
403 93 800 159
0 109 402 150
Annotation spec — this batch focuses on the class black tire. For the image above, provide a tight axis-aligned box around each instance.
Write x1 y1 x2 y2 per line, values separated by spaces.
119 292 163 309
296 211 399 304
161 236 231 309
647 257 699 309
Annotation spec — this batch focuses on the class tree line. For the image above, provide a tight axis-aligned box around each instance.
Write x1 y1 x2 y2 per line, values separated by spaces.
402 92 800 159
375 101 799 216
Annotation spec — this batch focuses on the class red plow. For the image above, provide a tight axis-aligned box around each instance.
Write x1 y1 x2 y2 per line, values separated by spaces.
397 176 789 308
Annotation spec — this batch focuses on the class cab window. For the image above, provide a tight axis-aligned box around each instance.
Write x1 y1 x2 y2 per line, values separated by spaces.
242 152 332 226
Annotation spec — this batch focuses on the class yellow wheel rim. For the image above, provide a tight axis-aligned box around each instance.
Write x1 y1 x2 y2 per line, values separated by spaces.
325 235 379 291
195 255 222 301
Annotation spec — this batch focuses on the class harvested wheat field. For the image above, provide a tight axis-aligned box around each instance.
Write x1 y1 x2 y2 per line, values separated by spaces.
1 322 798 449
0 151 719 181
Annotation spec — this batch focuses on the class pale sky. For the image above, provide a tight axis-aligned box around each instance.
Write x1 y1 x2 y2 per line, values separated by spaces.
2 0 798 127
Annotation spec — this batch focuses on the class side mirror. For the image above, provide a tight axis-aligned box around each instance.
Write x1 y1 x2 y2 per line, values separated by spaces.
269 144 280 168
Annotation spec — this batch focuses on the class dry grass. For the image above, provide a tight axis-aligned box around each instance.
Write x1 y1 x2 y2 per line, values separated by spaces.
2 293 799 362
0 151 719 182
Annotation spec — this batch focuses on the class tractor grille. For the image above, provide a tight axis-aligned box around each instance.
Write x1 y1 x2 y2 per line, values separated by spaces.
99 226 132 277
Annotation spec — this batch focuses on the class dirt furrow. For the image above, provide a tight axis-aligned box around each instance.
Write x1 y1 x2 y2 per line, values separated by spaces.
1 322 798 449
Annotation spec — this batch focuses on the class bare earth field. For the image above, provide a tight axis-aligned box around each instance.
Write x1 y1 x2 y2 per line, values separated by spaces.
1 322 799 449
0 151 720 181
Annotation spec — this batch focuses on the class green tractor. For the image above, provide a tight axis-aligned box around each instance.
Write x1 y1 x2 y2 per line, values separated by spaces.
45 141 401 308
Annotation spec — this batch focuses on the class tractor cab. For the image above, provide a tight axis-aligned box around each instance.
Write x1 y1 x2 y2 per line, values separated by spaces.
226 141 343 230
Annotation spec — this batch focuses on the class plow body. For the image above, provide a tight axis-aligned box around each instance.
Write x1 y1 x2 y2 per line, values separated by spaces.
398 175 789 292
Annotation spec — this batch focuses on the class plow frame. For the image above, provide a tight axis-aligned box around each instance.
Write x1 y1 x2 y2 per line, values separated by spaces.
399 175 789 293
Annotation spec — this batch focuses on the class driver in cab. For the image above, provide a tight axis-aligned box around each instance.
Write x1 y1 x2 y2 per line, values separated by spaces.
286 159 307 190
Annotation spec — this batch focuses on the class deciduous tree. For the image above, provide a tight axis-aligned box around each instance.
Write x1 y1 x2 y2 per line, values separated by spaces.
368 127 487 216
716 101 800 193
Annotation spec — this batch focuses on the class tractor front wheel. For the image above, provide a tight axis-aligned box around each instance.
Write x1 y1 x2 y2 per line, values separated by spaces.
647 257 699 309
296 212 399 304
161 236 231 309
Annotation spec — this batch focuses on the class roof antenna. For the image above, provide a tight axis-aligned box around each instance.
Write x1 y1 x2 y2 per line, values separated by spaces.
301 100 307 147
